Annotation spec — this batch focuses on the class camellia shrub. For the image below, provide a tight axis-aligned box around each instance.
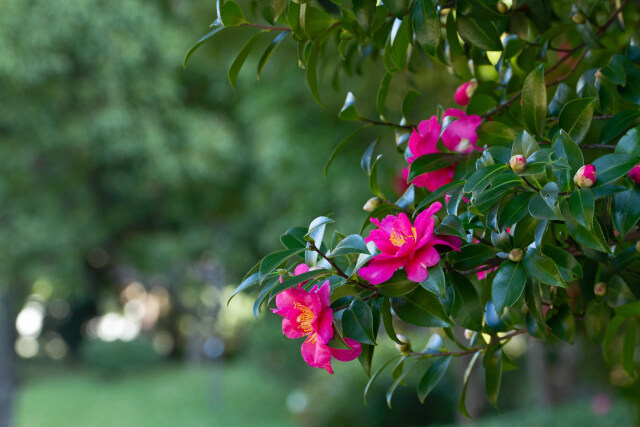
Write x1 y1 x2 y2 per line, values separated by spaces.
186 0 640 414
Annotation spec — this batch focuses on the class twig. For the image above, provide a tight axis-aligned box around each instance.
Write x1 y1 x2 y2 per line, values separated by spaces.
240 23 291 31
359 117 414 130
408 328 526 358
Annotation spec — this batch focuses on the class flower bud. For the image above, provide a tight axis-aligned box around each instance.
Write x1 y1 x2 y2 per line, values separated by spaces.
463 329 474 340
572 12 587 24
509 248 524 262
509 155 527 173
574 164 597 188
629 163 640 183
594 282 607 297
496 1 508 14
363 197 382 212
454 79 478 106
395 334 412 354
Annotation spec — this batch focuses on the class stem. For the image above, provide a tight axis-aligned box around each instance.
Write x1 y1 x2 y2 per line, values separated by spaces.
358 117 414 130
547 47 589 87
547 115 614 122
521 176 540 192
307 241 378 292
240 23 291 31
408 329 526 358
451 257 505 276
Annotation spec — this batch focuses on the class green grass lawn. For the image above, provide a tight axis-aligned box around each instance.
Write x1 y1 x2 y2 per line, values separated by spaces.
16 362 294 427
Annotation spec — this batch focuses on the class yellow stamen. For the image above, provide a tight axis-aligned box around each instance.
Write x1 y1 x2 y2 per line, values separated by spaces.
293 302 315 336
389 226 417 247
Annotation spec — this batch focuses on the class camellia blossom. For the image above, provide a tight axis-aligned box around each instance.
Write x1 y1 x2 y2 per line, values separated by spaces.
272 264 361 374
359 202 461 285
629 163 640 183
454 79 477 106
402 109 482 191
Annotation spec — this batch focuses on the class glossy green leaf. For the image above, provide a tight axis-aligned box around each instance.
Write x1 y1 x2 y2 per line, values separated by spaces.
615 125 640 157
408 153 459 182
260 248 305 282
559 98 595 144
258 0 287 24
305 41 322 106
540 245 582 282
459 352 480 419
477 121 518 147
412 0 440 54
513 214 538 249
184 26 225 68
415 180 465 212
448 244 494 270
463 164 508 194
381 297 403 344
599 111 640 145
456 16 503 51
561 202 611 253
376 73 393 114
331 234 370 257
342 299 377 345
511 130 539 159
435 215 467 240
364 355 402 405
339 92 360 121
449 271 484 331
483 345 503 410
417 356 452 404
523 247 566 288
492 261 526 313
568 188 594 229
585 300 611 344
612 189 640 238
548 304 575 343
528 182 563 221
592 153 638 186
324 125 372 177
220 1 246 26
228 31 265 89
420 264 446 298
522 64 547 136
391 287 453 327
228 272 259 305
498 193 533 231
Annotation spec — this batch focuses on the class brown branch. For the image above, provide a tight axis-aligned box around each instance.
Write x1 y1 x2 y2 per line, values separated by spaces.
358 117 414 130
408 328 526 358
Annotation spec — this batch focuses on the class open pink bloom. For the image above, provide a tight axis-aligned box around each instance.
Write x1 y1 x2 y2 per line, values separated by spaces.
272 264 361 373
454 79 477 106
402 110 482 191
629 163 640 183
359 202 462 285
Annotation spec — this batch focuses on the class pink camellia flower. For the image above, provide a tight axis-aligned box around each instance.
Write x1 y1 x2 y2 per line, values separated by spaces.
629 163 640 183
402 109 482 191
454 79 477 106
272 264 361 374
574 164 597 188
359 202 462 285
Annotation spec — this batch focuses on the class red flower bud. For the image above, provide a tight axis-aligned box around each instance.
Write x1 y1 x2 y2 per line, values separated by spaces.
629 163 640 183
509 155 527 173
574 164 597 188
594 282 607 297
454 79 477 106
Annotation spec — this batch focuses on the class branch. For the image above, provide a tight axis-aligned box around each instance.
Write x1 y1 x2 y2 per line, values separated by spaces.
240 23 291 31
307 241 378 292
358 117 414 130
408 329 526 358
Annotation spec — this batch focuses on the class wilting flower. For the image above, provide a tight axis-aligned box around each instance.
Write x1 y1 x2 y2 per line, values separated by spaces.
574 164 597 188
272 264 361 373
359 202 461 285
454 79 478 106
402 109 482 191
629 163 640 183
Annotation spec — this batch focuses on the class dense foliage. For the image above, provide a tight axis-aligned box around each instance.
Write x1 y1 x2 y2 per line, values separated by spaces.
189 0 640 414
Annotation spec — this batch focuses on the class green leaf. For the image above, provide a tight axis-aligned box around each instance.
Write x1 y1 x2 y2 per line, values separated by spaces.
604 315 626 363
622 320 638 378
364 355 402 405
332 234 370 257
459 352 481 418
339 92 361 121
417 356 452 404
522 65 547 136
612 189 640 238
471 172 523 213
324 125 372 177
523 247 566 288
408 153 459 183
420 264 446 298
381 297 403 344
477 121 518 147
619 68 640 105
585 300 611 344
228 31 266 89
600 54 627 85
524 279 546 333
483 345 503 410
549 83 574 116
391 287 453 327
552 132 584 176
260 248 305 282
220 1 246 26
456 16 503 51
559 98 595 144
280 227 308 250
376 271 419 297
385 0 410 18
376 73 393 114
498 193 533 231
369 155 384 198
447 244 494 270
616 125 640 157
449 271 484 331
252 276 280 317
402 90 420 120
269 269 328 299
513 214 539 249
528 182 563 221
184 26 225 68
463 164 508 194
258 0 287 24
305 216 333 266
561 202 611 253
305 42 322 106
390 18 411 70
599 111 640 145
511 130 539 159
492 261 526 313
608 275 636 307
592 153 638 186
548 304 575 343
302 5 336 39
435 215 467 240
386 358 418 408
342 299 377 345
412 0 440 54
228 272 259 305
617 301 640 317
568 188 594 229
414 180 464 212
257 31 289 79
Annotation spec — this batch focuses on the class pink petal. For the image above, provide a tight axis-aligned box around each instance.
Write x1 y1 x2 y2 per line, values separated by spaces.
442 109 482 153
409 166 455 191
330 337 362 362
281 318 306 339
405 246 440 282
358 256 405 285
408 116 441 158
313 281 331 309
454 82 471 106
414 202 442 236
301 340 332 370
314 307 334 344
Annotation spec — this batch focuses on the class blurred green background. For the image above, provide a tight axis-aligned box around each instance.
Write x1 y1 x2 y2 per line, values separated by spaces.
0 0 637 425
